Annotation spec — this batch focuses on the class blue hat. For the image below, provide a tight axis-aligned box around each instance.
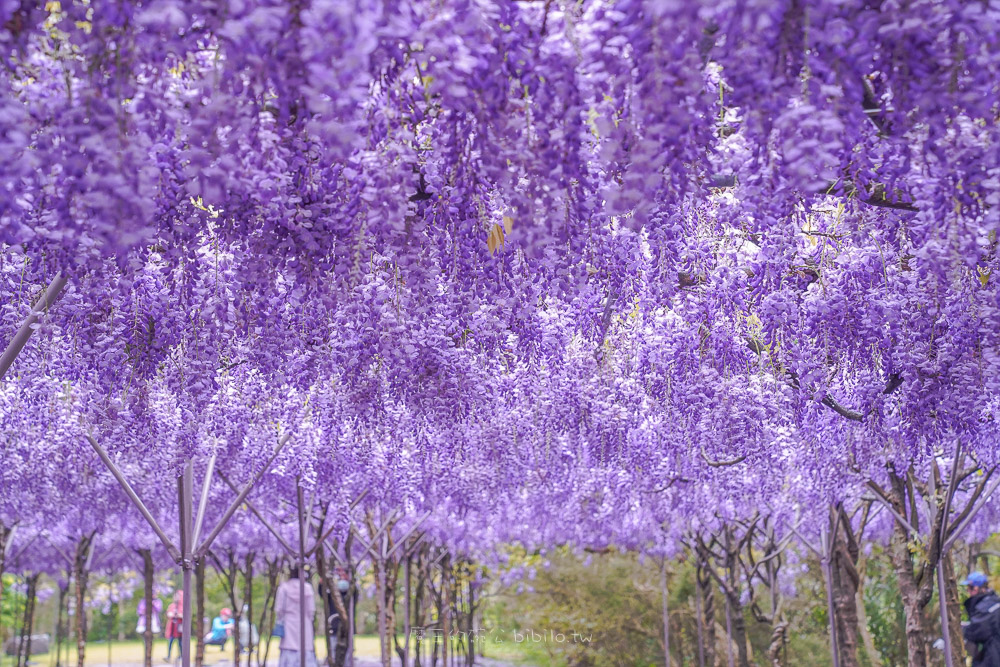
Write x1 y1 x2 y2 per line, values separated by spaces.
961 571 989 587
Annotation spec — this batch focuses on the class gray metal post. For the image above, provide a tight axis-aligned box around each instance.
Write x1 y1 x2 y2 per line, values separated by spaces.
347 590 354 667
937 563 955 667
378 534 388 667
180 463 194 667
296 481 307 667
0 272 67 381
404 554 411 667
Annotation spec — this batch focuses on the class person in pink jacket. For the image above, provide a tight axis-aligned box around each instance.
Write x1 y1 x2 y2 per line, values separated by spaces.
275 565 317 667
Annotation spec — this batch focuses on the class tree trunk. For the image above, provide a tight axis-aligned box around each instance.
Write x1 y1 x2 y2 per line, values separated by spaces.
26 574 38 663
466 575 475 667
830 522 861 667
19 573 39 667
245 554 255 667
222 552 242 667
74 536 93 667
441 555 450 667
766 621 788 667
385 558 399 667
258 558 281 667
415 547 426 667
56 580 68 667
726 591 750 667
315 546 333 667
375 555 390 667
17 575 28 667
140 549 154 667
941 552 966 666
0 524 8 639
888 528 928 667
195 558 206 667
695 555 715 667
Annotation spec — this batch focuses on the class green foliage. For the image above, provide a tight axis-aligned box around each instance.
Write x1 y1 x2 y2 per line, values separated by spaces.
481 550 868 667
1 575 27 640
861 551 906 667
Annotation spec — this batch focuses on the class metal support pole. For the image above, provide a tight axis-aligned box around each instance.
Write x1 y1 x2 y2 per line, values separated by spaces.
180 464 194 667
196 433 293 559
377 534 388 667
217 473 297 557
191 455 216 548
404 554 411 667
0 272 67 381
347 592 354 667
937 562 955 667
936 448 962 667
87 435 182 562
296 480 307 667
945 473 1000 552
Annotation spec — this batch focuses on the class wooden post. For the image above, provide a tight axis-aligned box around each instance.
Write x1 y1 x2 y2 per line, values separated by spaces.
141 549 155 667
74 535 94 667
694 575 705 667
660 559 670 667
820 529 842 667
723 595 734 667
195 558 206 667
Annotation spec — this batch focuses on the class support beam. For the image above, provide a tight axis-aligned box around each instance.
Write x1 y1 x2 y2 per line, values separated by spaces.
306 490 370 558
937 564 955 667
196 432 293 558
0 273 67 381
385 513 431 560
404 554 411 667
192 455 217 548
217 473 297 557
944 474 1000 552
87 434 182 562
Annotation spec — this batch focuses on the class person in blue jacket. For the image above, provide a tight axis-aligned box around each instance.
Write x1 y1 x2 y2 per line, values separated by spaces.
204 608 234 651
963 572 1000 667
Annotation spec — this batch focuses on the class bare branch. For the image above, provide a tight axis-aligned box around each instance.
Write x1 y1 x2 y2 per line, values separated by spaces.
701 447 748 468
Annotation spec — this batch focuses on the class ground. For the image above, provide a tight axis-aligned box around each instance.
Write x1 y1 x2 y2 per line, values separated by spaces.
2 637 530 667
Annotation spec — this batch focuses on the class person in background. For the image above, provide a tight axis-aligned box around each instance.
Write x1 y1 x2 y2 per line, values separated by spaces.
204 608 234 651
962 571 1000 666
135 596 162 635
164 591 184 661
237 603 259 654
276 565 317 667
319 567 351 655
